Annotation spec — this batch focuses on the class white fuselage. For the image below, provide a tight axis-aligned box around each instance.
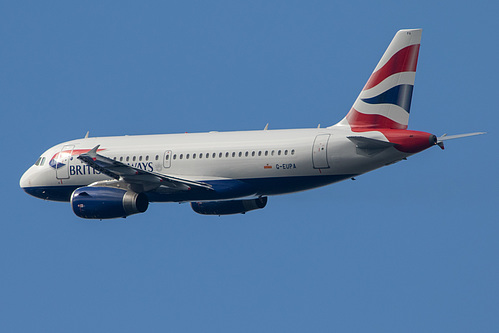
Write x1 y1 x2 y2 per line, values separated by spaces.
20 126 410 203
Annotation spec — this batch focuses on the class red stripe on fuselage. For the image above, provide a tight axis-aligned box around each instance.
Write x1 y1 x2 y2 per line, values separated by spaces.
378 129 435 153
363 44 420 91
51 148 105 161
346 111 434 154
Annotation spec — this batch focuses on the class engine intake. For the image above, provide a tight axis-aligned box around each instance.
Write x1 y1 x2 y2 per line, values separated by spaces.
71 187 148 219
191 197 268 215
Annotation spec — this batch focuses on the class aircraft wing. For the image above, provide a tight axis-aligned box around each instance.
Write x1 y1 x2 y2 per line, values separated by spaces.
77 145 213 192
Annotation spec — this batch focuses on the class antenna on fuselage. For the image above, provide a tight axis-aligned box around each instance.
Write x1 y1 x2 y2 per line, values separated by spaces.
264 123 269 131
84 131 89 139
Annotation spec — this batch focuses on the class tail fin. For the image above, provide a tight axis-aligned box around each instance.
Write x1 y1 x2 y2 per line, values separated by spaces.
333 29 422 130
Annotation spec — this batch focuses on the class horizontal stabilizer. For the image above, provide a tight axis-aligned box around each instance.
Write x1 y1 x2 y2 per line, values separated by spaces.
437 132 486 142
347 136 396 157
436 132 486 149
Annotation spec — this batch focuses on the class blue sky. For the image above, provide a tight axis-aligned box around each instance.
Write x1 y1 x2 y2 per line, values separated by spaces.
1 1 498 332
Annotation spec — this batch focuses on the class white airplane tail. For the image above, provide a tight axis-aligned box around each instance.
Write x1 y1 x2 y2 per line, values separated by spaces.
333 29 422 130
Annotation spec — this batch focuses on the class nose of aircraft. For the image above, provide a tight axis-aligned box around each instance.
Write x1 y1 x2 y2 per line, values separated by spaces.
20 166 50 200
20 164 74 201
19 166 48 199
20 167 34 189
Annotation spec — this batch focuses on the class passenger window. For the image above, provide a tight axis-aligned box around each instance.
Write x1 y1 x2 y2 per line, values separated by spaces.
265 151 268 156
180 154 183 159
207 153 210 158
199 153 202 159
146 155 149 161
271 150 275 156
193 153 196 159
132 156 136 161
173 154 177 160
258 151 262 156
126 156 130 162
291 149 295 155
219 152 222 158
284 150 288 155
252 151 255 157
278 150 281 156
225 152 229 158
232 152 236 157
238 152 242 157
186 154 190 159
155 155 159 160
120 157 123 162
245 151 248 157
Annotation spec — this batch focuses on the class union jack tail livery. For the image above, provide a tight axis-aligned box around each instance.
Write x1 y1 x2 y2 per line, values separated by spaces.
335 29 421 130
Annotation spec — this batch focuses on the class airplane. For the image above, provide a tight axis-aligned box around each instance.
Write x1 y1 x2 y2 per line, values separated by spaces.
20 29 484 219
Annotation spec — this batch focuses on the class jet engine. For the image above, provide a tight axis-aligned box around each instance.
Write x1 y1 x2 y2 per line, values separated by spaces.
71 187 149 219
191 197 268 215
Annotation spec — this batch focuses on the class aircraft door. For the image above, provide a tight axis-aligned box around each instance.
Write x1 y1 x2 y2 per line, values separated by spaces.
312 134 330 169
163 150 172 168
56 145 74 179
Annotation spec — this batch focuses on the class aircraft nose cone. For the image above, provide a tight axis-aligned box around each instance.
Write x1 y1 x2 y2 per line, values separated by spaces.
20 168 32 189
20 166 50 200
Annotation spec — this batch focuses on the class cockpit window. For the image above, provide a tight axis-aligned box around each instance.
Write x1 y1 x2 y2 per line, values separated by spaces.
34 156 47 166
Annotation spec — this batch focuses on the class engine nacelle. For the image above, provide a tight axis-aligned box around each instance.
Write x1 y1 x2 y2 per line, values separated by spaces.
71 187 149 219
191 197 268 215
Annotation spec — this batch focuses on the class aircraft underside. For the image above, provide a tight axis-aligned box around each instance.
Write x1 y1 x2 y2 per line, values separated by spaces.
24 173 357 203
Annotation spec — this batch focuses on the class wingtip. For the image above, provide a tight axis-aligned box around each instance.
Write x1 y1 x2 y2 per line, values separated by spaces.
83 145 100 157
